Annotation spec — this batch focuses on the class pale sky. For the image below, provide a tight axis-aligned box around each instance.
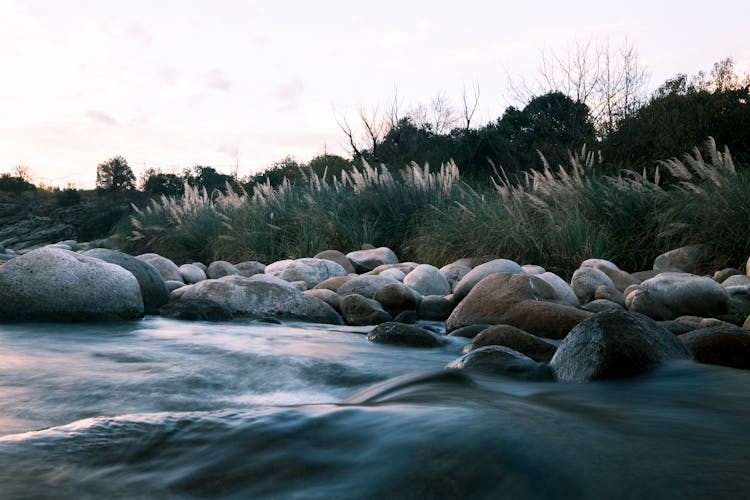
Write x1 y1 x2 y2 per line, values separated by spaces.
1 0 748 188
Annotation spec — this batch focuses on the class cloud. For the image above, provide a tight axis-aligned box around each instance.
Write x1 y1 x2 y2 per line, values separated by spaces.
275 80 304 111
85 110 118 126
157 67 178 85
205 70 232 92
127 20 152 45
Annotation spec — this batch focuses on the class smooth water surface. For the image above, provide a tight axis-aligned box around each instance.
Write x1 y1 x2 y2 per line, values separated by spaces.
1 317 749 499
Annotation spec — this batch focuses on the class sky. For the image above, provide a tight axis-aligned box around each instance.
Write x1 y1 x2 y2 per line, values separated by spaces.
0 0 748 188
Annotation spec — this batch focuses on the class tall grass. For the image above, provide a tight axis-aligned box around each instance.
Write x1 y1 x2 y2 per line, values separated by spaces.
116 139 748 276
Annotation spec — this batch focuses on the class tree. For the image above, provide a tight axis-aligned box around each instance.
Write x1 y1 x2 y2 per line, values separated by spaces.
96 156 135 191
141 168 184 197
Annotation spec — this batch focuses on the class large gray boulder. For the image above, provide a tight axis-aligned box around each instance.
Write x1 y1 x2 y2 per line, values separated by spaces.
136 253 182 282
346 247 399 272
337 275 400 299
550 310 692 382
265 258 348 288
537 272 580 307
167 275 342 324
403 264 451 296
235 261 266 277
83 248 169 314
207 260 241 279
626 272 730 321
373 282 421 317
653 245 708 274
452 259 524 301
0 247 143 321
179 263 207 284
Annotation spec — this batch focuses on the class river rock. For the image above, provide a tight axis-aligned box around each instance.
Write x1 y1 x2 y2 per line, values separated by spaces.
521 265 546 275
0 247 144 321
714 268 741 283
83 248 170 314
179 263 207 284
447 346 552 379
160 298 234 321
417 295 454 321
367 262 419 276
373 282 421 317
367 322 442 347
570 267 616 304
379 268 406 281
207 260 241 279
247 273 298 290
313 275 354 292
303 289 341 313
725 285 750 318
403 264 451 296
446 272 562 332
313 249 356 274
235 261 265 277
463 325 557 362
594 285 626 306
452 259 524 301
626 273 730 321
393 310 419 324
265 258 348 289
337 275 400 299
340 294 392 326
653 245 708 274
675 316 739 329
447 324 491 338
680 326 750 369
346 247 399 272
169 275 342 324
722 275 750 287
550 310 692 382
583 299 624 314
498 300 593 340
191 262 208 273
136 253 183 282
440 260 474 291
592 264 641 292
537 272 580 307
580 258 620 272
165 280 185 292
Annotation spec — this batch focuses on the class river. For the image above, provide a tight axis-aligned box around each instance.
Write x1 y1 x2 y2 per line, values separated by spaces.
1 317 748 498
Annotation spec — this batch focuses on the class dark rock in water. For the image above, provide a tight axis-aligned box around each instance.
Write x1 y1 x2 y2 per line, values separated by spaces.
417 295 454 321
679 326 750 369
551 310 692 382
447 346 553 380
393 310 419 324
340 294 391 326
498 300 592 340
447 324 491 338
464 325 557 362
373 282 420 317
303 289 342 313
367 322 442 347
160 299 234 321
84 248 170 314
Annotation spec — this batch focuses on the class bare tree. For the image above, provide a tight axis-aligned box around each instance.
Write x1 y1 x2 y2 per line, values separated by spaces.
334 104 388 160
461 82 481 131
11 164 33 182
408 90 458 134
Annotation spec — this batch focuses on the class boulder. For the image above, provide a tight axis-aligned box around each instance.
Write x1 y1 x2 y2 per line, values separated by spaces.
580 258 620 272
583 299 624 314
367 322 442 347
626 272 730 321
498 300 593 340
714 268 741 283
367 262 419 276
168 275 342 324
440 260 474 291
379 268 406 281
265 258 348 289
403 264 451 296
373 282 421 317
447 324 491 338
346 247 399 273
0 247 143 321
463 325 557 362
417 295 454 321
179 263 207 284
247 274 298 290
537 272 580 307
313 275 354 292
722 275 750 287
570 267 616 304
725 285 750 317
653 245 708 274
165 280 185 292
235 261 265 277
136 253 182 282
550 310 692 382
191 262 208 273
447 346 553 379
303 289 342 313
680 326 750 369
393 310 420 324
83 248 170 314
313 249 356 274
446 272 562 332
593 285 626 307
340 294 392 326
207 260 241 279
337 275 400 299
592 264 641 292
159 298 234 321
521 265 546 275
452 259 524 301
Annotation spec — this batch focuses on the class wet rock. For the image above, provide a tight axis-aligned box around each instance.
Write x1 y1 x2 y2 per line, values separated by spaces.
340 294 392 326
313 275 354 292
550 310 692 382
403 264 451 296
313 249 356 274
373 282 421 317
417 295 454 321
714 268 741 283
265 258 348 288
235 261 265 277
446 272 561 332
303 289 341 313
367 322 442 347
0 247 143 321
136 253 183 282
169 275 342 324
337 275 400 299
464 325 557 362
626 272 729 321
179 263 207 284
447 324 491 338
393 310 420 324
583 299 624 314
653 245 709 274
570 267 616 304
346 247 399 272
680 326 750 369
447 346 553 380
83 248 170 314
207 260 241 279
160 298 234 321
498 300 593 340
722 275 750 287
452 259 524 301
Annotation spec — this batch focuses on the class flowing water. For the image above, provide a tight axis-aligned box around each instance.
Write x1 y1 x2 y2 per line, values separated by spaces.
1 317 749 499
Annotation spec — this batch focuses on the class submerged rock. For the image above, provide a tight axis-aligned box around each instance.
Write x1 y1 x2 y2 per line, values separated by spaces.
367 322 442 347
340 294 392 326
680 326 750 369
464 325 557 362
160 298 234 321
550 310 691 382
447 346 553 380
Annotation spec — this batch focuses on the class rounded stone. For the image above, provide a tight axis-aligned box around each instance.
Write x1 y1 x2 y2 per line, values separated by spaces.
313 249 356 274
235 261 266 277
570 267 616 304
417 295 454 321
367 322 442 347
373 282 421 317
403 264 451 296
464 325 557 362
265 258 348 288
179 263 207 284
680 326 750 369
340 293 392 326
452 259 524 301
626 272 730 321
346 247 399 272
653 245 708 274
136 253 182 282
207 260 241 279
446 346 553 380
337 275 400 299
498 300 593 340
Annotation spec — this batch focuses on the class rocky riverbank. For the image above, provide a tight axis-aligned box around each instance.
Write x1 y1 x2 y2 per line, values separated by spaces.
1 241 749 381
